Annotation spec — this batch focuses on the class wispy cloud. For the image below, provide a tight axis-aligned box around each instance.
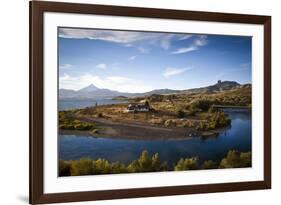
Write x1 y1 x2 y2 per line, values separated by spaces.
124 44 133 47
137 47 150 54
178 35 193 40
96 63 107 69
159 34 174 50
128 55 137 60
59 64 72 69
159 34 192 50
59 73 153 93
171 35 208 54
171 46 198 54
59 28 160 43
194 35 208 46
163 67 191 78
59 28 193 51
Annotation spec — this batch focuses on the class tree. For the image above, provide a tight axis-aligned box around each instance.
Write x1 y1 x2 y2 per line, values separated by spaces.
191 99 213 111
144 100 150 108
167 95 174 105
176 109 185 118
59 160 71 176
70 158 93 176
219 150 252 168
174 157 198 171
151 153 168 171
138 150 152 171
127 150 167 173
208 105 218 113
110 162 127 174
92 158 112 174
202 160 217 169
188 108 197 116
208 111 231 129
240 152 252 167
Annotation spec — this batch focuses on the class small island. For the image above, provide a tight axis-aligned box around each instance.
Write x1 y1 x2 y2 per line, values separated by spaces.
59 81 251 140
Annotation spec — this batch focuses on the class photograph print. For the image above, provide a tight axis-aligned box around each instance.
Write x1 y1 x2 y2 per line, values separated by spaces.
58 27 252 177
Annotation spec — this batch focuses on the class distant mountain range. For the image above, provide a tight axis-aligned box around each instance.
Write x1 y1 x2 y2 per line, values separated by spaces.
181 80 251 94
59 80 251 99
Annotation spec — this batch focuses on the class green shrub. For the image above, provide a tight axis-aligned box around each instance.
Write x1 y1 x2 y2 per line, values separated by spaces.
240 152 252 167
97 113 103 118
59 110 96 131
70 158 93 176
144 100 150 107
59 160 71 176
197 111 231 130
74 122 93 130
73 120 81 124
110 162 128 174
59 124 75 130
197 121 207 130
208 105 218 113
58 149 252 176
191 99 214 111
188 108 197 116
219 150 252 168
60 151 168 176
127 150 167 172
176 109 185 118
209 111 231 129
202 160 217 169
164 119 176 127
91 129 99 134
92 158 113 174
174 157 198 171
148 94 164 102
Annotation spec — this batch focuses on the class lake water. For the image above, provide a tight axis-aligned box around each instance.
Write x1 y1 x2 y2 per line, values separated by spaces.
59 109 252 167
59 98 127 110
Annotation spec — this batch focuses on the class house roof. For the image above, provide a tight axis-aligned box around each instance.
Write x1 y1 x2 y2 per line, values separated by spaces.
128 103 149 110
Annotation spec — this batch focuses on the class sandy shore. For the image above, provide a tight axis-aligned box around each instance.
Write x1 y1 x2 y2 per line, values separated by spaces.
59 117 220 140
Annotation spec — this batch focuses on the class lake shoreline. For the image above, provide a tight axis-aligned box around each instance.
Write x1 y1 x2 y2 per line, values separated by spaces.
59 116 222 140
59 109 251 167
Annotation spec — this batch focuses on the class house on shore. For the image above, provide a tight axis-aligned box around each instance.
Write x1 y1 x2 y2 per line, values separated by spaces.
127 103 150 112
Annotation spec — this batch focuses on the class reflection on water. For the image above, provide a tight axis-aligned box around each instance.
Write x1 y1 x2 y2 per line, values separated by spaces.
59 109 251 166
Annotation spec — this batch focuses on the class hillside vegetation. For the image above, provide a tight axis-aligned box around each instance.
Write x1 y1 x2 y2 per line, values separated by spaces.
60 86 250 132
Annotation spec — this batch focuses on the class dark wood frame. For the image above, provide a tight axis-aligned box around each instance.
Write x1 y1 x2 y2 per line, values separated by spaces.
30 1 271 204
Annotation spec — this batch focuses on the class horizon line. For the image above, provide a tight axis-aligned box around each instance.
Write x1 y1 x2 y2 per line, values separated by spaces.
59 80 252 94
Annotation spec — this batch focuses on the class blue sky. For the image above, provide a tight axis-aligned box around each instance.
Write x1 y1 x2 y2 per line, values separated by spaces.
59 27 252 93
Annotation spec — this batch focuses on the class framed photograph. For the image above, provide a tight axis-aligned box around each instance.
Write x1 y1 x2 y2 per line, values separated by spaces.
30 1 271 204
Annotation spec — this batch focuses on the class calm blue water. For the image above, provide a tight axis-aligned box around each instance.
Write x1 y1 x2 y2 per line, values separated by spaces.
59 109 251 166
59 98 127 111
